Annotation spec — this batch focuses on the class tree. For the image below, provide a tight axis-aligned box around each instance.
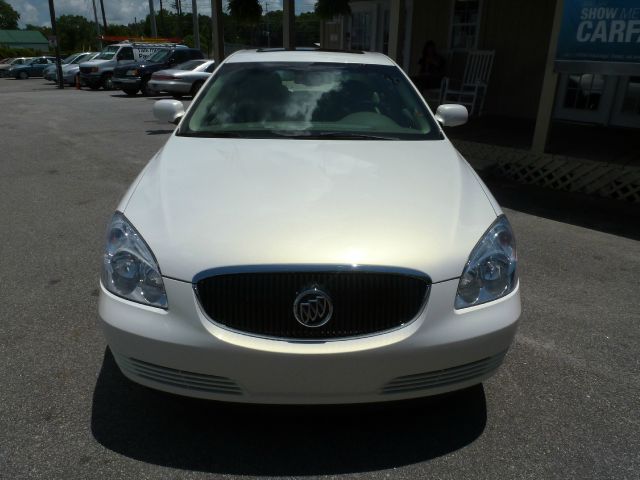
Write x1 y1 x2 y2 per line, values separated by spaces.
56 15 100 52
0 0 20 29
228 0 262 24
314 0 350 20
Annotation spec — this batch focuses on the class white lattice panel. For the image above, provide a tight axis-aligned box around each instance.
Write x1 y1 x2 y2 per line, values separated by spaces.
455 140 640 204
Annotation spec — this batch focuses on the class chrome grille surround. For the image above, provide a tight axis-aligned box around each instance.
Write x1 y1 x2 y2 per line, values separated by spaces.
194 265 431 341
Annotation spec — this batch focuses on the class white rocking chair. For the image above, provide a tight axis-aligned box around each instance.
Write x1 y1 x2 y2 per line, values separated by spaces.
440 50 495 116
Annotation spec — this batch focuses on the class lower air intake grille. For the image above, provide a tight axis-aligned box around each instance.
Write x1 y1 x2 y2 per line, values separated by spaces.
115 354 243 395
196 269 430 340
382 352 507 394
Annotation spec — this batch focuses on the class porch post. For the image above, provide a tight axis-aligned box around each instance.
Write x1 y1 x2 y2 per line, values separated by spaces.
531 0 564 154
211 0 224 63
283 0 295 50
388 0 404 62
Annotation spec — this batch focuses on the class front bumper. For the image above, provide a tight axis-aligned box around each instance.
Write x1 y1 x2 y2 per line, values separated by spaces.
113 76 142 90
80 72 102 86
99 277 520 404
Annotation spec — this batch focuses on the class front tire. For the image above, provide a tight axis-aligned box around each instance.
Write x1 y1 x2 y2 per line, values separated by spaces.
123 88 139 96
102 73 113 90
190 80 204 97
18 71 28 80
140 78 156 96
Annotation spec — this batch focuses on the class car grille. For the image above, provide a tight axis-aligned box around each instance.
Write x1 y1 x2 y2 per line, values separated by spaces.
195 268 430 340
114 354 243 395
80 66 93 74
381 351 507 394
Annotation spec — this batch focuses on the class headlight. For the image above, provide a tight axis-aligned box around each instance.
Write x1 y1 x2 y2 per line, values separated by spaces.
101 212 167 309
455 215 517 309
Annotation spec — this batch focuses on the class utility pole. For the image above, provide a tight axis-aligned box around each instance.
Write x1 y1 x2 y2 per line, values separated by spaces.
211 0 224 63
91 0 102 49
174 0 182 38
283 0 294 50
99 0 108 34
192 0 200 49
159 0 165 36
148 0 158 38
264 0 270 48
47 0 64 89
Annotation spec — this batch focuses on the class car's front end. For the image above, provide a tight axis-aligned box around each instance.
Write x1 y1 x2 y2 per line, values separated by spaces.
43 64 57 81
79 58 114 89
98 50 521 404
10 64 30 79
112 64 144 91
61 65 79 85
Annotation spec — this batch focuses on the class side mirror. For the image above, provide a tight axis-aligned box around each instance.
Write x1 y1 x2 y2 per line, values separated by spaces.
154 99 185 124
435 104 468 127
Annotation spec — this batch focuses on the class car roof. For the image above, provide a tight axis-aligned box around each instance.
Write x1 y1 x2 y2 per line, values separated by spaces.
224 49 396 66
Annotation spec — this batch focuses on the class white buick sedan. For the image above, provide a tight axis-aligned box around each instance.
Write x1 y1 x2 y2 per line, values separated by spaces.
99 49 520 404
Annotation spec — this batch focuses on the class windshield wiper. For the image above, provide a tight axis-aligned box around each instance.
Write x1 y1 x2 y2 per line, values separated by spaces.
267 130 399 140
300 132 400 140
177 131 244 138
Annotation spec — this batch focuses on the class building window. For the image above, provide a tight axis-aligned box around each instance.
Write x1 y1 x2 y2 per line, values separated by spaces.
564 74 605 111
450 0 480 50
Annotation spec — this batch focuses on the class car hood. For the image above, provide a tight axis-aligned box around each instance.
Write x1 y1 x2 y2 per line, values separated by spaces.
80 59 110 68
122 137 499 283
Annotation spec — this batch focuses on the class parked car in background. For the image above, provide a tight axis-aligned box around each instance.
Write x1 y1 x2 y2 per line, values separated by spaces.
79 42 180 90
10 57 56 79
0 57 33 77
43 52 95 81
54 52 100 86
113 46 204 96
148 59 215 98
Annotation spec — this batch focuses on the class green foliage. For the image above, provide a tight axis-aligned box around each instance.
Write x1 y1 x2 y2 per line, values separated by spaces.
0 46 41 59
314 0 351 20
0 0 20 29
228 0 263 24
56 15 101 51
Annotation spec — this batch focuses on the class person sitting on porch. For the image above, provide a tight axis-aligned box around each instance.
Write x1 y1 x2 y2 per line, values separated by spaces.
413 41 446 92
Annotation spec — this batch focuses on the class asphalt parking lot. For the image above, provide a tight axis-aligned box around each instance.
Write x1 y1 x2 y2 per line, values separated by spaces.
1 78 639 479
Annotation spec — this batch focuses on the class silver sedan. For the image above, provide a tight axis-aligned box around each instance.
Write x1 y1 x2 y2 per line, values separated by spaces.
148 59 216 98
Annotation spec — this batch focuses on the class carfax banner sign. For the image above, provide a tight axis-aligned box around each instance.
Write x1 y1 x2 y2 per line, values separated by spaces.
556 0 640 71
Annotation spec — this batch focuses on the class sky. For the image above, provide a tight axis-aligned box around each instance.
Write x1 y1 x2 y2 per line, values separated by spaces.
8 0 316 28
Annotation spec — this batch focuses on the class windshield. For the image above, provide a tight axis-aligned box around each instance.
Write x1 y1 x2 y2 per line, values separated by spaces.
176 59 205 70
95 46 118 60
72 53 91 64
147 49 171 63
179 62 440 140
62 54 76 64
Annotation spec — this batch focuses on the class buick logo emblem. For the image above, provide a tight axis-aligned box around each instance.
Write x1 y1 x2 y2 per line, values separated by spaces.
293 288 333 328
